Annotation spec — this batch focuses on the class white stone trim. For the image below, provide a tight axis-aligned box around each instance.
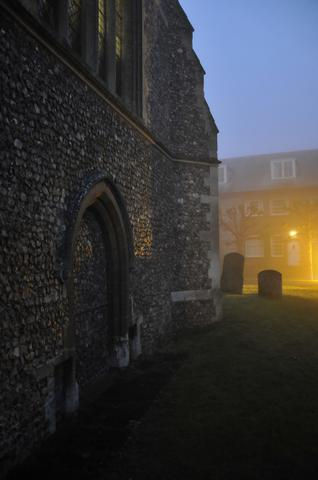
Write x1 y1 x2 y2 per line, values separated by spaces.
202 165 221 293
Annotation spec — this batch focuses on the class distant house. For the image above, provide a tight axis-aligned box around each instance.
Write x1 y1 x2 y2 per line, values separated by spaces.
219 150 318 282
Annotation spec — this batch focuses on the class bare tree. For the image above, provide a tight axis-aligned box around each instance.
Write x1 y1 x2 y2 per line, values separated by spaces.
220 203 265 254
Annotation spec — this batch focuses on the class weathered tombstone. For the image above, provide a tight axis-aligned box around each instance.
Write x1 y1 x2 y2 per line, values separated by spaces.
221 252 245 294
258 270 282 298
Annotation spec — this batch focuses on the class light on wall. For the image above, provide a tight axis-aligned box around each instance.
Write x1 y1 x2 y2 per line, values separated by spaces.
289 230 298 238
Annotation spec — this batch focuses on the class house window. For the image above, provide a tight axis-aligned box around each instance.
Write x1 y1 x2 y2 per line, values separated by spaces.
271 159 296 179
98 0 107 78
245 237 264 258
218 165 227 185
115 0 123 96
68 0 82 53
271 235 284 257
245 200 264 216
270 198 289 216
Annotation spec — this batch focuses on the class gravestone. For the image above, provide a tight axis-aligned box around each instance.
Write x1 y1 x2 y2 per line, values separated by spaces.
221 252 244 294
258 270 282 298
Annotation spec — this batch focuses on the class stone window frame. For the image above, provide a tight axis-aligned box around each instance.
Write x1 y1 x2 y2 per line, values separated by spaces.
97 0 107 78
38 0 57 29
68 0 82 53
35 0 143 115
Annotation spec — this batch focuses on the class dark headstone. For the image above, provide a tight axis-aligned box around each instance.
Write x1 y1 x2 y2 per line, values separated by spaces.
221 252 244 294
258 270 282 298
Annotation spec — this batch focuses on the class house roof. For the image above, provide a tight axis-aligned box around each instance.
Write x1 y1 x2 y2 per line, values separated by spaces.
219 149 318 193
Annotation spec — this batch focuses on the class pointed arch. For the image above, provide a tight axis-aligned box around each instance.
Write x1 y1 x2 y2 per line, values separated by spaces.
62 172 133 373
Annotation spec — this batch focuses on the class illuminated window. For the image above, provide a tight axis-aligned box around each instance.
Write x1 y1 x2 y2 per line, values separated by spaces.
271 235 284 257
68 0 81 53
38 0 56 28
115 0 123 96
98 0 107 78
218 165 227 184
270 198 289 216
271 159 296 179
245 237 264 258
245 200 264 216
35 0 142 114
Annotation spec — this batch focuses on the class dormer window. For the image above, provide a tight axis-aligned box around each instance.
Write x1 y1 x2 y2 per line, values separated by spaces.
218 165 227 184
271 159 296 180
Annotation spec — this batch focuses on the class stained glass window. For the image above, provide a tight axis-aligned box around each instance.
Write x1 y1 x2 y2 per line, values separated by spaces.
98 0 107 77
38 0 56 29
115 0 123 95
68 0 81 53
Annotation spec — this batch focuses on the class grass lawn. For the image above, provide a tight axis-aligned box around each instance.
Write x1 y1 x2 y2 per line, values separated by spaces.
115 284 318 480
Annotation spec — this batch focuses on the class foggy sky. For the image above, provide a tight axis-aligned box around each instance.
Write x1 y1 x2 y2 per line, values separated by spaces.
179 0 318 159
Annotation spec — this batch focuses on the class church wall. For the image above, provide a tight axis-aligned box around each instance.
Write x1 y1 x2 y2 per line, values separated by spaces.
0 0 220 473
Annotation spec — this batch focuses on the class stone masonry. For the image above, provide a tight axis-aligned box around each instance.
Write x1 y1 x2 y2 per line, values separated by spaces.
0 0 221 474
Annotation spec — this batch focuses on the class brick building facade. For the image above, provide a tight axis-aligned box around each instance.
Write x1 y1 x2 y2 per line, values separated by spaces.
219 150 318 282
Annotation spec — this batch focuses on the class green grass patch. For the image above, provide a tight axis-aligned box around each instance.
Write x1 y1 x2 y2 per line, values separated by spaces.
121 285 318 480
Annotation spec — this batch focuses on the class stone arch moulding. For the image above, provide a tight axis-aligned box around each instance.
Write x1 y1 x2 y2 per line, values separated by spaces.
62 172 134 378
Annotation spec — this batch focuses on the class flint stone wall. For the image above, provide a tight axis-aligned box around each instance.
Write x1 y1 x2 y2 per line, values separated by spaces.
0 0 220 473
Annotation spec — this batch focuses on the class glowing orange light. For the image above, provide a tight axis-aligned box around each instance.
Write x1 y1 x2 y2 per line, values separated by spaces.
289 230 298 238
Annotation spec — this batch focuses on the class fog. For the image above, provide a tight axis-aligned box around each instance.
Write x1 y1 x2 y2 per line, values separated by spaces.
179 0 318 159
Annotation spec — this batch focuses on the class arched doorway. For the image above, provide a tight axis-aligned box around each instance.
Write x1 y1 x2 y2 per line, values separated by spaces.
73 205 110 388
58 176 134 416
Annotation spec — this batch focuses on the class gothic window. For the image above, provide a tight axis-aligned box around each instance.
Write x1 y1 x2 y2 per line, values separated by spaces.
115 0 123 96
29 0 143 115
68 0 82 53
98 0 107 78
38 0 56 29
